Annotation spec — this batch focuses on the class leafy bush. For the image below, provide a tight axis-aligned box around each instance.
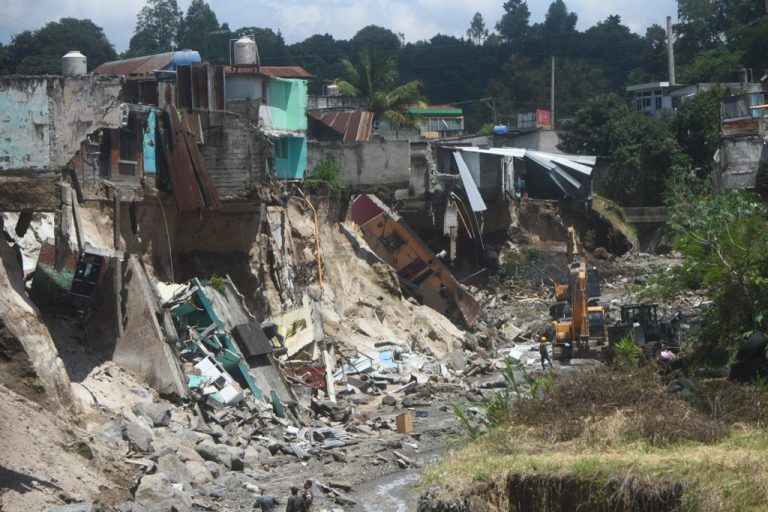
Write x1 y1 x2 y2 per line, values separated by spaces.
307 155 347 198
657 186 768 364
613 336 642 369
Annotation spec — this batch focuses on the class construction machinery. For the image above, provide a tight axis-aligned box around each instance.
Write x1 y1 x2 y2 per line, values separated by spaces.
607 303 679 357
550 226 608 359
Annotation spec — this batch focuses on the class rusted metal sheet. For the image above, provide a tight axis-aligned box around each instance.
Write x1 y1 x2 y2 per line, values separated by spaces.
191 63 209 110
181 110 204 145
210 66 225 127
163 104 222 212
308 111 373 142
176 65 192 109
350 194 480 326
93 53 174 78
226 65 314 78
159 81 175 109
722 118 760 137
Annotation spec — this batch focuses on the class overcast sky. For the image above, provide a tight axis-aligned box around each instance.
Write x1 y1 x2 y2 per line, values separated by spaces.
0 0 678 53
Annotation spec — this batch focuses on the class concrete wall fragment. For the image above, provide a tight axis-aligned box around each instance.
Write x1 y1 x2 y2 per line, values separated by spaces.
307 139 411 191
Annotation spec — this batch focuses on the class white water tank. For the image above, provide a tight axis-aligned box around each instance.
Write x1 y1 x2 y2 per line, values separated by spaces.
62 51 87 75
233 36 257 66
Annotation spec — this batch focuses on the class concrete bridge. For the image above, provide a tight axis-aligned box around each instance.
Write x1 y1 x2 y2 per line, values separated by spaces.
620 206 668 224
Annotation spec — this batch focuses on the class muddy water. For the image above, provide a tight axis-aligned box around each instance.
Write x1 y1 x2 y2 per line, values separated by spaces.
352 470 421 512
352 452 441 512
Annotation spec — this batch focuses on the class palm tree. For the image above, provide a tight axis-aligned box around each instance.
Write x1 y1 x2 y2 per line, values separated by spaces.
334 49 425 133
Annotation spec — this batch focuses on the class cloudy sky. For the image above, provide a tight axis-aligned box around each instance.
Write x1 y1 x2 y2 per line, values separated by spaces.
0 0 678 52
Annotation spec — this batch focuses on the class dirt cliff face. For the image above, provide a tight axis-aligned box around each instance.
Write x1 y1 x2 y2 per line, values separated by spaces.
0 224 78 413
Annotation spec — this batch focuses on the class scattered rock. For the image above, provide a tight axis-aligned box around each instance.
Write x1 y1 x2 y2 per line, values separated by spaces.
44 504 94 512
203 461 222 478
185 460 214 485
196 441 234 468
132 402 172 427
122 409 154 453
243 445 271 468
157 453 193 488
381 395 397 406
133 472 192 512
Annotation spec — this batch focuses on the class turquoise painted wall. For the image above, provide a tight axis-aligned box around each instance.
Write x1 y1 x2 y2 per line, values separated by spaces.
143 109 157 174
274 136 307 180
269 78 308 131
0 78 51 170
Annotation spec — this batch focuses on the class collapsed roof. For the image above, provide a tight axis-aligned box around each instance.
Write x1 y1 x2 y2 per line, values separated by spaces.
451 147 597 204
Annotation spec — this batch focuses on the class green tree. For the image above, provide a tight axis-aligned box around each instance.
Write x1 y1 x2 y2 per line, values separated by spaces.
678 46 744 82
674 86 725 173
496 0 531 50
559 95 687 206
4 18 117 74
127 0 183 56
662 186 768 363
350 25 401 55
467 12 489 45
528 0 579 58
335 49 425 130
177 0 226 61
579 15 647 88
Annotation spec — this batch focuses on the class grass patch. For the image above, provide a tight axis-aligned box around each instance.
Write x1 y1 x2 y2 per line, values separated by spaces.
427 368 768 511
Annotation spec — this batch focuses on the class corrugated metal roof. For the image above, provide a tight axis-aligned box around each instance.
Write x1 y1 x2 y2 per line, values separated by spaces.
93 53 174 78
308 110 373 142
225 66 314 78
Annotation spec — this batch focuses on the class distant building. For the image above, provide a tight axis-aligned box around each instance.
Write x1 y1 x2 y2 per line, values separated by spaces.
626 81 764 119
409 105 465 139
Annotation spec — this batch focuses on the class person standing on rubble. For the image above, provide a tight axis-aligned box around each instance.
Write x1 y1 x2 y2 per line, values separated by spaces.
253 489 280 512
286 486 303 512
539 335 552 370
302 479 314 511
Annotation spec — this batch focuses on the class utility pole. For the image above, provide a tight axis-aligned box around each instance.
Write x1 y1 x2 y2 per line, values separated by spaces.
551 56 556 130
667 16 676 85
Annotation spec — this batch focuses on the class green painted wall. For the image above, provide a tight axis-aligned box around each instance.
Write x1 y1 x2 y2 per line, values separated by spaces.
274 136 307 180
269 78 308 131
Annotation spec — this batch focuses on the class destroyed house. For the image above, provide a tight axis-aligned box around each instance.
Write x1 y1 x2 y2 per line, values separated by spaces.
225 65 312 181
0 74 127 210
714 90 768 194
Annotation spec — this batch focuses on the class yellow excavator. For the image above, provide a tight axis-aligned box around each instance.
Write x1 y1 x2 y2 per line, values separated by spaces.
551 226 608 359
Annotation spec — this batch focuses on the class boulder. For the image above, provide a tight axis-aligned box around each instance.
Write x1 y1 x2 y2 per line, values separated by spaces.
204 461 222 479
122 409 154 453
243 445 271 468
185 460 214 485
157 453 193 489
132 402 173 427
196 441 232 468
177 444 204 463
381 395 397 406
133 472 192 512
